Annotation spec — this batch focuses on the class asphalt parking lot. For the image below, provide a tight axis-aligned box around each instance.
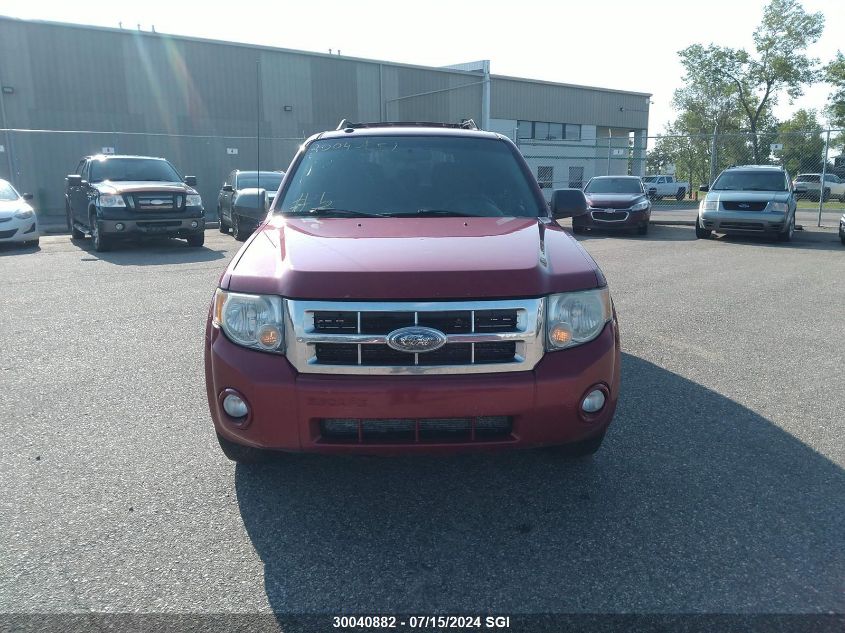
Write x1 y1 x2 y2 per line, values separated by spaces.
1 226 843 623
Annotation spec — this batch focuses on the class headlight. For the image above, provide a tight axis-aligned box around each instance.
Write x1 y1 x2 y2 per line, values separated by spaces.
186 194 202 207
212 289 285 354
546 287 613 350
699 199 717 211
99 194 126 207
13 208 34 219
631 199 649 211
768 202 788 213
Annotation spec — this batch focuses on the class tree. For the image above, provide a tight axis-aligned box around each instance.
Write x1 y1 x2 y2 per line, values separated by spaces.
678 0 824 163
824 51 845 129
777 109 824 175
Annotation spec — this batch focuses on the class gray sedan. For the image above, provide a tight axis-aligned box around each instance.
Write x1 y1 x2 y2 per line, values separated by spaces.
696 166 797 242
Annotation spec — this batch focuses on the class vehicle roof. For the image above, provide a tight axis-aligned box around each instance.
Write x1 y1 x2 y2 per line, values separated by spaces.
590 175 642 179
723 165 786 171
310 126 503 143
86 154 168 161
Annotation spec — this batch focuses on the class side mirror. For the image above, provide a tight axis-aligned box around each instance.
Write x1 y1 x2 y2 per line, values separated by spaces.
550 188 589 219
222 184 234 192
184 175 197 187
22 192 34 201
699 184 709 192
66 174 82 187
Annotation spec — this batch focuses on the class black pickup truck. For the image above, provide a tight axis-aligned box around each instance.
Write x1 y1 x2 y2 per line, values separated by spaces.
65 155 205 251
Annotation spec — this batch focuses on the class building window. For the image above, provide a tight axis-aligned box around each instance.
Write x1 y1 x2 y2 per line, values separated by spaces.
537 166 554 189
569 166 584 189
517 121 533 139
565 124 581 141
534 122 550 141
548 123 563 140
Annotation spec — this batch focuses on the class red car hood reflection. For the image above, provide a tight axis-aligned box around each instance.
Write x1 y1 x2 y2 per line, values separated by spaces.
221 216 601 300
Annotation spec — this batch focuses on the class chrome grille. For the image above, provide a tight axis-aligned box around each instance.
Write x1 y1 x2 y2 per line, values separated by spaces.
287 299 545 375
131 193 182 211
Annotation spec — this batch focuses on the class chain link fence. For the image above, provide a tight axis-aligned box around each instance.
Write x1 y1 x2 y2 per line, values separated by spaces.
0 129 304 229
1 126 843 231
515 128 845 223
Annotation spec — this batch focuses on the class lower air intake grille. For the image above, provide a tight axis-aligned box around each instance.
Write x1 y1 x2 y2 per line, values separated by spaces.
319 416 513 443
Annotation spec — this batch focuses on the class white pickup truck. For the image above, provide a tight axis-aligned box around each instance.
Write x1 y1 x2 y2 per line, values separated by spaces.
641 175 689 200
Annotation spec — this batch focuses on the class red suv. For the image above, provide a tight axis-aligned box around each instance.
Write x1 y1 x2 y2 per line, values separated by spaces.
204 121 621 462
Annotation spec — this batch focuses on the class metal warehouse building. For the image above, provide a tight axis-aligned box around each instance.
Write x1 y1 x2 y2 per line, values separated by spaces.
0 16 650 223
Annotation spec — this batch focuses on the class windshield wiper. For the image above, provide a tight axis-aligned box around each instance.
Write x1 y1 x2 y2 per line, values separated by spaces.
290 208 392 218
410 209 477 217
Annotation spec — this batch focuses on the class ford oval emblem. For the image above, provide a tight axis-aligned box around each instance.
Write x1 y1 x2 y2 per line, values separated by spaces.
386 326 447 354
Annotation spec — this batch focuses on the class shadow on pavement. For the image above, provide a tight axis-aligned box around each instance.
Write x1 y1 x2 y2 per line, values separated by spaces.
69 234 228 265
0 242 41 256
234 353 844 615
566 224 696 242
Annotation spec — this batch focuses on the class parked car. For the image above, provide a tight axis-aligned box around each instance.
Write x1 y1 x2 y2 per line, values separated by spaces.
0 179 39 247
792 173 845 202
572 175 651 235
65 155 205 252
696 165 797 241
205 121 621 462
217 170 284 240
641 174 689 200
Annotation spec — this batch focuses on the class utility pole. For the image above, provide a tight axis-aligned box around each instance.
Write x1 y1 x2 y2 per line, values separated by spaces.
818 128 830 227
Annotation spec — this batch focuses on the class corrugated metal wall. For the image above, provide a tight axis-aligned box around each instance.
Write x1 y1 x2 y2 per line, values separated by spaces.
492 76 649 131
0 17 649 223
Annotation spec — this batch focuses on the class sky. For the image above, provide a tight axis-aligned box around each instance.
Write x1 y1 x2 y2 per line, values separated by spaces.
0 0 842 134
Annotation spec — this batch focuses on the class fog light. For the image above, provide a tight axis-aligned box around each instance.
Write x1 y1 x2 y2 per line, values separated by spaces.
581 389 606 414
190 221 198 228
222 393 248 418
115 223 125 231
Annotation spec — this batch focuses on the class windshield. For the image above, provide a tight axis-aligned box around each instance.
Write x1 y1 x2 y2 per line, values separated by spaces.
795 174 820 182
276 135 543 218
0 180 20 201
89 158 182 183
712 170 787 191
237 172 284 191
584 178 644 194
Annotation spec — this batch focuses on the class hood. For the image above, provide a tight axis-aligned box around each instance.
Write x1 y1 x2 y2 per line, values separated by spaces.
0 198 32 218
222 216 602 300
585 193 647 209
706 191 791 203
93 181 196 195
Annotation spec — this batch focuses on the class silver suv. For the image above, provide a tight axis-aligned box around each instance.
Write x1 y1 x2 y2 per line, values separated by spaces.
696 165 797 242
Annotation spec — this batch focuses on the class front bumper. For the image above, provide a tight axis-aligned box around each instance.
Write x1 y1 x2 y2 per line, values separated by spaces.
0 216 39 242
205 318 621 454
98 211 205 238
700 209 788 234
573 209 650 229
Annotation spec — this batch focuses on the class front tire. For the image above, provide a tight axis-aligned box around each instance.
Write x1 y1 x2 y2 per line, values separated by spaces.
216 433 270 464
778 214 795 242
637 223 649 235
232 214 247 241
218 207 229 233
186 233 205 247
695 216 711 239
676 188 685 201
23 238 39 248
90 214 111 252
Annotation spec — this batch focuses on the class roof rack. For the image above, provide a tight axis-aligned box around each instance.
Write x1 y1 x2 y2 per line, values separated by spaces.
336 119 478 131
